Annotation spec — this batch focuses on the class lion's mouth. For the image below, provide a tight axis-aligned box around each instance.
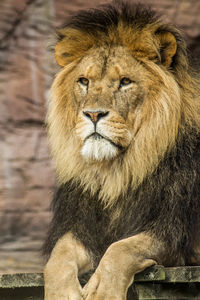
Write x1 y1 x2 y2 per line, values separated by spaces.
85 132 123 150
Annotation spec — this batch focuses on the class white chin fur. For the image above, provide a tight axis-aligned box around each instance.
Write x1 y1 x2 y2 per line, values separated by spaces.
81 137 118 161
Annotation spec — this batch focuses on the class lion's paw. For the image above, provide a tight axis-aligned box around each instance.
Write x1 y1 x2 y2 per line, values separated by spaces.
82 272 127 300
44 275 84 300
45 286 83 300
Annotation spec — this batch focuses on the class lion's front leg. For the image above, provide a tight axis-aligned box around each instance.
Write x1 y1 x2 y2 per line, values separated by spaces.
83 233 160 300
44 232 92 300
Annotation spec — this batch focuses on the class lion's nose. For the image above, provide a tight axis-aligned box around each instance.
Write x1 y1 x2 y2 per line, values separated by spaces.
83 111 109 124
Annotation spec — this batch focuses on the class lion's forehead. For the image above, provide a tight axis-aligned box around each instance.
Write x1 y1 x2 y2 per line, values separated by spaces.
78 46 141 80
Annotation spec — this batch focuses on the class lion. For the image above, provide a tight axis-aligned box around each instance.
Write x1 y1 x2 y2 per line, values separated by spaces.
43 1 200 299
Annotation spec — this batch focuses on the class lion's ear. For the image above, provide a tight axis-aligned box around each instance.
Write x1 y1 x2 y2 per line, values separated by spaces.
54 28 94 67
55 39 70 67
155 31 177 67
54 28 75 67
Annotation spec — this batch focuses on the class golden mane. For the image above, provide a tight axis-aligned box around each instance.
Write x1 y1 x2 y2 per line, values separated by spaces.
47 3 200 206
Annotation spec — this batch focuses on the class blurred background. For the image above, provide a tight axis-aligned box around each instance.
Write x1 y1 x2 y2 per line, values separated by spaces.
0 0 199 274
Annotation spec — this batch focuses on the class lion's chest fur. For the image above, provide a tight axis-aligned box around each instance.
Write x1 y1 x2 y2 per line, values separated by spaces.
44 131 200 266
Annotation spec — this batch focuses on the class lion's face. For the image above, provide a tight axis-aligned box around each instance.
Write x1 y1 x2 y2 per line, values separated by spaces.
72 46 156 161
48 42 181 198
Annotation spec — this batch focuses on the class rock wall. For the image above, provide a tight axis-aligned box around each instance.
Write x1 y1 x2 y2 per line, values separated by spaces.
0 0 199 273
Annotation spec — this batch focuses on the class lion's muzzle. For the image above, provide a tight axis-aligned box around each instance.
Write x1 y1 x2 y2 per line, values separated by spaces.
75 108 132 161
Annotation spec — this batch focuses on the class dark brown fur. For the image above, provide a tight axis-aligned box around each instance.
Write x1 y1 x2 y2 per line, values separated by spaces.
44 129 200 266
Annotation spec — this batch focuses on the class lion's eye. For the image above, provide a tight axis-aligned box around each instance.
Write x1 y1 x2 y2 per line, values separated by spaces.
78 77 89 86
119 77 132 89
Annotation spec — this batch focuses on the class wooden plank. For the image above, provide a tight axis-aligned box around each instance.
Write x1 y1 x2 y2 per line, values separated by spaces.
165 266 200 283
134 265 165 282
1 265 200 290
135 265 200 283
0 287 44 300
0 273 44 288
135 283 200 299
0 267 164 289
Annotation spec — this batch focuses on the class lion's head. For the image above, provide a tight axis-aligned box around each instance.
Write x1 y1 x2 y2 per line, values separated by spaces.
47 2 200 205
